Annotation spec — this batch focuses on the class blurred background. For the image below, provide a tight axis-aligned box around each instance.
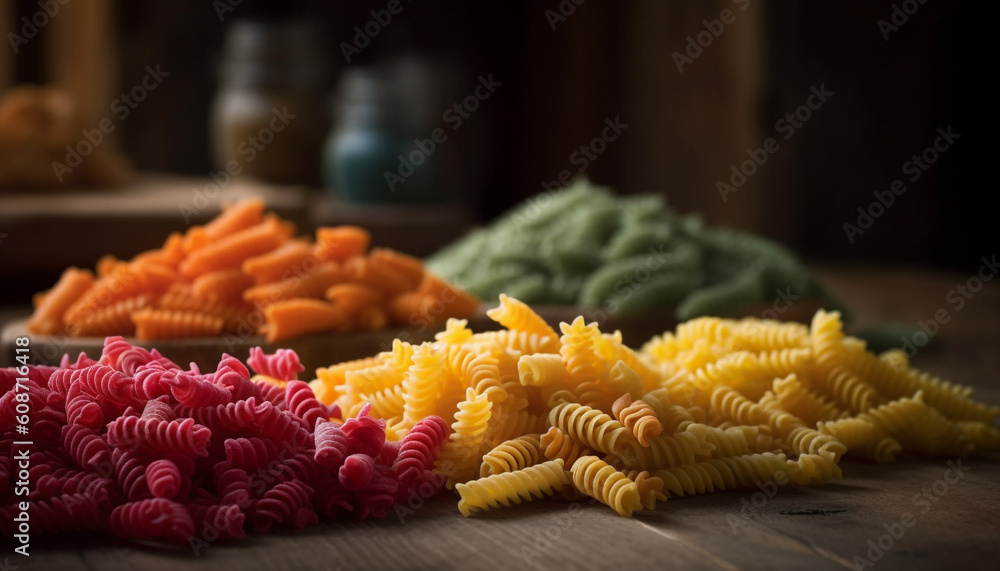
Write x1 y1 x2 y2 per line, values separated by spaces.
0 0 973 308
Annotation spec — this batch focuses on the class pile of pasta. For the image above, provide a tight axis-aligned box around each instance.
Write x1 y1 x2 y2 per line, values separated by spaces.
310 295 1000 518
426 179 844 319
0 339 451 544
25 199 479 342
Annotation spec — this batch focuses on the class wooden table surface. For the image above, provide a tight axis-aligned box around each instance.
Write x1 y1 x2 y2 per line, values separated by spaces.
14 266 1000 571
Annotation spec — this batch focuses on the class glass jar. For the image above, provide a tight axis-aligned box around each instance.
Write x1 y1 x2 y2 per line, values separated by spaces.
322 66 443 204
211 20 331 185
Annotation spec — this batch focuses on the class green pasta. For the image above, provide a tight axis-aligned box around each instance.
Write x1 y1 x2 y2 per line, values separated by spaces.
612 272 703 317
502 274 551 304
675 265 765 321
604 223 672 260
425 178 841 320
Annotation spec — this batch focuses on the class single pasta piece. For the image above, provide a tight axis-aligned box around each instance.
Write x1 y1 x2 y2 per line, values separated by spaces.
69 294 153 337
455 458 570 516
419 273 480 317
132 232 185 267
479 434 543 477
242 239 316 284
612 393 663 447
243 262 344 307
262 299 348 343
548 402 635 456
32 289 49 309
314 225 371 263
540 426 591 469
518 354 567 387
324 283 382 317
385 292 431 326
131 308 224 340
96 254 126 277
157 283 258 334
571 455 642 517
63 264 148 325
342 256 413 297
188 198 265 249
180 216 293 278
623 470 667 511
26 267 94 334
487 293 560 344
192 268 254 303
368 248 425 289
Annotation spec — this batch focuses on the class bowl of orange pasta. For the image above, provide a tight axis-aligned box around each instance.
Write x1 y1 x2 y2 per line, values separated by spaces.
11 199 479 372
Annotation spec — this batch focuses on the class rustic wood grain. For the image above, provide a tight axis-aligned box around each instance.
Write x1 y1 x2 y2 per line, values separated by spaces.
13 266 1000 571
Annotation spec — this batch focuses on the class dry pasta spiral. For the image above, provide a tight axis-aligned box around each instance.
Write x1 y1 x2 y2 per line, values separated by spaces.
612 393 662 446
455 459 570 516
479 434 543 477
571 455 643 517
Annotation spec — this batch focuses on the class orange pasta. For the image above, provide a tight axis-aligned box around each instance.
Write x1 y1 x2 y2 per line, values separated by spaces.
157 283 257 333
386 292 430 326
132 261 179 295
63 265 147 325
343 256 412 297
26 267 94 335
369 248 425 290
204 199 266 239
32 290 49 309
184 199 266 253
314 226 370 263
68 294 153 337
182 227 211 254
243 262 344 307
131 308 225 340
25 198 478 342
96 255 126 278
354 305 388 331
242 239 316 284
262 299 348 343
179 216 293 278
193 269 254 303
419 273 480 318
324 283 381 316
133 232 185 267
